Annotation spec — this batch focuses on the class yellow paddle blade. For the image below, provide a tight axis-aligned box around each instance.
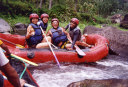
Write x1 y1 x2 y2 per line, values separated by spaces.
11 54 38 66
16 44 25 48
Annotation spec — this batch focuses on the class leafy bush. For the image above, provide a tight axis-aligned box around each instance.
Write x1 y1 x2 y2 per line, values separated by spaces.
32 8 49 16
49 4 66 20
95 0 120 16
9 1 33 16
78 13 109 25
0 1 33 16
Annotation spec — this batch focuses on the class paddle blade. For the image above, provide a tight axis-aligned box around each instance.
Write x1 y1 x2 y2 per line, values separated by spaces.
16 44 25 48
75 45 86 56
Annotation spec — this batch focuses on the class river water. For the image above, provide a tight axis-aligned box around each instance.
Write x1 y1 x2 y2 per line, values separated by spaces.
29 54 128 87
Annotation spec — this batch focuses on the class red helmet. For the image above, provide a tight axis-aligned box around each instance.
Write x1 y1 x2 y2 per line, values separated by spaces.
41 13 49 19
29 13 39 20
71 18 79 25
51 18 59 23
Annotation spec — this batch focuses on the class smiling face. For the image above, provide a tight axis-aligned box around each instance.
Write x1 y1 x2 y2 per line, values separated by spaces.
70 21 76 29
52 21 59 29
42 18 49 24
31 18 38 24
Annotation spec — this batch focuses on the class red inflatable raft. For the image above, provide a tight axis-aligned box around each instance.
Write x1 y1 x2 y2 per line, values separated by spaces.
0 33 109 63
2 62 39 87
3 68 39 87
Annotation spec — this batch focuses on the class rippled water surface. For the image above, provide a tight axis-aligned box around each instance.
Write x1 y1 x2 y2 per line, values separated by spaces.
29 55 128 87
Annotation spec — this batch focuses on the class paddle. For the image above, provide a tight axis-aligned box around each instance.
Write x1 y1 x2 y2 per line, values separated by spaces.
0 38 25 48
37 22 61 68
68 23 86 56
51 43 58 49
68 39 86 56
10 54 38 66
3 75 36 87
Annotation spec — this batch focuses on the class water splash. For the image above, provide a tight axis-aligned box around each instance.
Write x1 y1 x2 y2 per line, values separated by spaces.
30 60 127 87
27 55 128 87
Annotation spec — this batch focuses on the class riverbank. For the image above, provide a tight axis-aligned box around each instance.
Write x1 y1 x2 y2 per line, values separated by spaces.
0 14 127 35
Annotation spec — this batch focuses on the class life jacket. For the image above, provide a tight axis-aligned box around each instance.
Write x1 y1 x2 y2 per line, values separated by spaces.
26 23 43 47
68 25 81 41
39 20 48 31
50 27 68 46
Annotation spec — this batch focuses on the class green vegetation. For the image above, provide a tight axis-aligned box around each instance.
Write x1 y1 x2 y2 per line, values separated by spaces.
0 14 29 26
0 0 128 31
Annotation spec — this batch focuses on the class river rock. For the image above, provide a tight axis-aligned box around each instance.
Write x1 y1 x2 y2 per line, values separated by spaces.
120 14 128 29
83 26 128 56
110 14 122 23
83 26 103 34
120 21 128 29
0 18 11 33
67 79 128 87
13 23 27 35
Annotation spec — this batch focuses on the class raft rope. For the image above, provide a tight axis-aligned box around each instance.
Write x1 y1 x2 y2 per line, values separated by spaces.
19 61 27 79
1 48 27 79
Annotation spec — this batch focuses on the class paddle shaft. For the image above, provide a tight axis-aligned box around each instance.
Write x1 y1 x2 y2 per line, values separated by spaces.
51 43 58 49
1 46 38 66
0 38 15 45
0 38 24 48
11 54 38 66
39 26 61 67
3 76 35 87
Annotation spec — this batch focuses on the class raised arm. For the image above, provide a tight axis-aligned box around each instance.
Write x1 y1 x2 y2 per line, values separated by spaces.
25 25 34 39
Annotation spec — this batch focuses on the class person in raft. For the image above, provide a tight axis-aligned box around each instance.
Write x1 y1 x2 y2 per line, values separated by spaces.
38 13 49 33
46 18 73 49
26 13 51 48
0 40 25 87
65 18 92 50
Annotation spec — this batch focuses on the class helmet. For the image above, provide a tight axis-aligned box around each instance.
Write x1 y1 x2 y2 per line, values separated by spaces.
41 13 49 19
51 18 59 23
71 18 79 25
29 13 39 20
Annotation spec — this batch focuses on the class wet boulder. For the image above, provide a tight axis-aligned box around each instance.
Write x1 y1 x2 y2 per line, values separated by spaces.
102 26 128 56
67 79 128 87
13 23 27 35
110 14 122 24
0 18 11 33
83 26 128 56
120 14 128 29
83 26 103 34
120 21 128 29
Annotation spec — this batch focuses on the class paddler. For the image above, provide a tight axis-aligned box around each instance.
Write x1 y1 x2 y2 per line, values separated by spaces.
46 18 73 49
26 13 51 48
38 13 49 33
65 18 92 50
0 40 25 87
